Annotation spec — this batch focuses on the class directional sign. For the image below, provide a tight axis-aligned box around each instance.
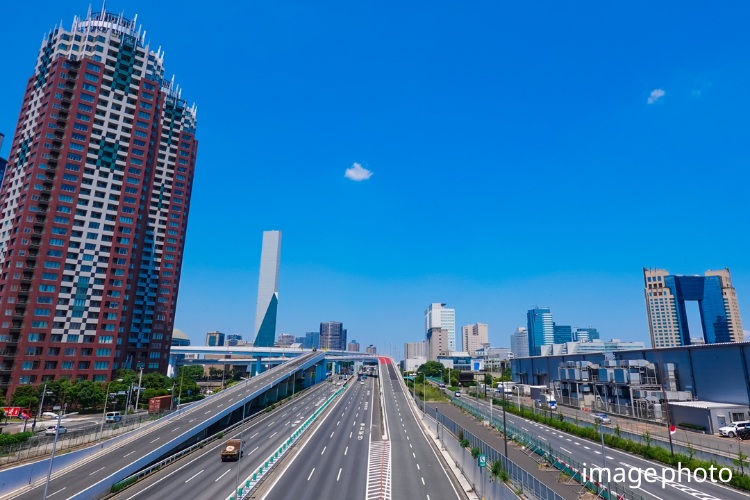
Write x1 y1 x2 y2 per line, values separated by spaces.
478 454 487 468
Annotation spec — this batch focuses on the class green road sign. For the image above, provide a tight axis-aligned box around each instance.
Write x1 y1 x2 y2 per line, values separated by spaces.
478 454 486 468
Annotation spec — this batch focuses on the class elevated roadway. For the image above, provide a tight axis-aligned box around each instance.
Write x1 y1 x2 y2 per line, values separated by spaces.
2 352 325 500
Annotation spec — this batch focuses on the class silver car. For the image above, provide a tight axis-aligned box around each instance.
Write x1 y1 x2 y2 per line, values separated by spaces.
593 413 611 425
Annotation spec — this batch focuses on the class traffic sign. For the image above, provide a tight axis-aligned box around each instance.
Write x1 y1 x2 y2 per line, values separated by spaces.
478 454 486 468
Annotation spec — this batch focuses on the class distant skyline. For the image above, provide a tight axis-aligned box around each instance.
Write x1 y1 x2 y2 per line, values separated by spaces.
2 2 749 355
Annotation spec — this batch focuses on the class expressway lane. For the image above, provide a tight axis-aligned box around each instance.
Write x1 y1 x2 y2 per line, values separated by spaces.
113 382 339 500
262 377 373 500
451 396 748 500
6 353 323 500
380 358 465 500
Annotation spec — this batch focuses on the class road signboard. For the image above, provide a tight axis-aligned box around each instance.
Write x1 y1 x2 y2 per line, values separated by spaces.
478 454 486 468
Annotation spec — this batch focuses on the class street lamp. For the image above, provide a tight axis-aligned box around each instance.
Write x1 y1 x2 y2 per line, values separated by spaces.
43 410 78 500
98 378 122 442
32 384 54 433
235 377 250 497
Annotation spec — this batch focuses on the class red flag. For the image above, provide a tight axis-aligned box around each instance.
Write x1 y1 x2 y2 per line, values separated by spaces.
669 425 677 434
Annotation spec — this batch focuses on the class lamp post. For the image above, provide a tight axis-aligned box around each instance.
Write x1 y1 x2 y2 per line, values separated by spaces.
503 385 508 458
98 378 122 442
134 367 144 413
235 377 249 497
43 411 78 500
33 384 53 433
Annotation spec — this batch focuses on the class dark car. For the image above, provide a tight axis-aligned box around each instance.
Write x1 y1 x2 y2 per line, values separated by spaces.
737 427 750 440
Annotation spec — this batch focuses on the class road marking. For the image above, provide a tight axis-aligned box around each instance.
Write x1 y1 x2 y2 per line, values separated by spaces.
150 437 160 443
337 420 341 426
561 447 572 454
410 443 412 448
185 469 204 483
330 432 335 438
345 446 348 455
171 427 180 432
270 431 277 438
594 451 601 454
321 446 326 455
350 432 353 438
421 477 425 485
584 446 590 449
307 468 315 481
416 463 420 470
249 446 259 455
89 466 105 475
268 421 275 426
250 432 259 439
285 421 290 426
413 452 416 458
215 469 231 482
46 488 66 497
205 410 211 414
337 468 342 481
123 451 136 458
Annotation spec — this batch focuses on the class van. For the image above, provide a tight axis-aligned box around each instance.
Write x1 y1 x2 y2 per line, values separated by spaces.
105 411 122 423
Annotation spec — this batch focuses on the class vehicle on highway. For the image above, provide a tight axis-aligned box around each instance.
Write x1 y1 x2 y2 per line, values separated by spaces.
592 413 611 425
736 427 750 440
45 425 67 436
439 383 446 388
42 412 60 419
719 420 750 437
455 391 461 397
105 411 122 423
221 439 244 461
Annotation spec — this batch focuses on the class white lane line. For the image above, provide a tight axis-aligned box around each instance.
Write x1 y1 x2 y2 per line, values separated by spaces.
561 447 573 454
421 477 425 485
268 421 275 426
337 468 342 481
345 446 348 456
416 464 420 470
270 431 278 439
250 432 259 439
205 410 211 414
47 488 66 497
185 469 204 483
584 446 590 450
215 469 231 482
321 446 327 455
330 432 335 438
123 451 136 458
150 437 160 443
171 427 181 432
249 446 259 455
89 466 105 475
413 452 416 458
307 468 315 481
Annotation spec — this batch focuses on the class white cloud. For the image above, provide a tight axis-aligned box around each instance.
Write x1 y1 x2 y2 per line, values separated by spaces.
344 162 373 181
647 88 665 104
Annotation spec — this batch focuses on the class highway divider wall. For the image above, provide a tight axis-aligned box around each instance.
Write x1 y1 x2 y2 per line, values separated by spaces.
226 386 345 500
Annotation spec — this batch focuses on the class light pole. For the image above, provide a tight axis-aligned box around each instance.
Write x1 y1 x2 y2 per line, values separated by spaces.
98 378 122 442
235 377 249 496
33 384 53 433
43 411 78 500
502 386 508 458
134 367 143 413
599 423 610 499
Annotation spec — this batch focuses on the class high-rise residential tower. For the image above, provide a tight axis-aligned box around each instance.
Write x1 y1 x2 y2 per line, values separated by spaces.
0 9 198 397
252 230 281 347
527 307 554 356
0 133 7 187
462 322 488 356
404 341 426 360
643 268 744 348
320 321 346 350
425 303 456 351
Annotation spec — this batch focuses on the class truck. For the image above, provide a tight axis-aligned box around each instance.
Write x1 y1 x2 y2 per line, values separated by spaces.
221 439 243 461
148 395 173 414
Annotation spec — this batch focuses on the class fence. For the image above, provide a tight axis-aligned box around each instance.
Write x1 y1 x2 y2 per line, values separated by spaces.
449 398 646 500
0 412 162 466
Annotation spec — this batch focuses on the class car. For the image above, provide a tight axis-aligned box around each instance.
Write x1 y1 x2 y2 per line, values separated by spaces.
42 412 59 419
105 411 122 423
455 391 461 397
45 425 67 436
592 413 611 425
736 428 750 440
719 421 750 437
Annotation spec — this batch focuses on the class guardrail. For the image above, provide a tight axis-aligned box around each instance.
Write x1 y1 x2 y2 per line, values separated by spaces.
226 386 346 500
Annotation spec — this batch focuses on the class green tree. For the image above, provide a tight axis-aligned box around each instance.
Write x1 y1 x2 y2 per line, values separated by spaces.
69 380 103 410
734 450 748 476
11 385 39 408
416 361 445 378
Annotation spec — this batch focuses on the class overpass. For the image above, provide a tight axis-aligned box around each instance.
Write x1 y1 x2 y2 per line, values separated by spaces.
168 345 379 377
2 352 328 500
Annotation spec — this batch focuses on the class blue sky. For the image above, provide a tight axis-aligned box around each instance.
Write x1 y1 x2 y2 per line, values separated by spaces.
2 2 750 355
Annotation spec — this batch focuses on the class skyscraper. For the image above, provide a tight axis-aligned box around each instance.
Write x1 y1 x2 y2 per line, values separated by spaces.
404 341 426 359
510 327 529 358
574 327 599 342
425 303 456 351
0 9 198 397
320 321 346 350
302 331 320 350
252 230 282 347
206 331 225 347
462 322 488 356
347 340 360 352
426 327 448 361
527 307 554 356
553 324 573 344
643 268 744 348
0 133 7 187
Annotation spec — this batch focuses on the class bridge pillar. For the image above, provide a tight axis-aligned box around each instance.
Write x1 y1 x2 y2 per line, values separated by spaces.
253 356 263 377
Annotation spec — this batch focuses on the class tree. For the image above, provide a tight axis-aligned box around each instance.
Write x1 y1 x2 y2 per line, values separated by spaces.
69 380 103 410
11 385 39 408
416 361 445 378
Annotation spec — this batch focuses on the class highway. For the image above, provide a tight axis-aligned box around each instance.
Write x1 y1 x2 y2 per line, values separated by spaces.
4 352 323 500
447 395 749 500
111 382 339 500
261 375 373 499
